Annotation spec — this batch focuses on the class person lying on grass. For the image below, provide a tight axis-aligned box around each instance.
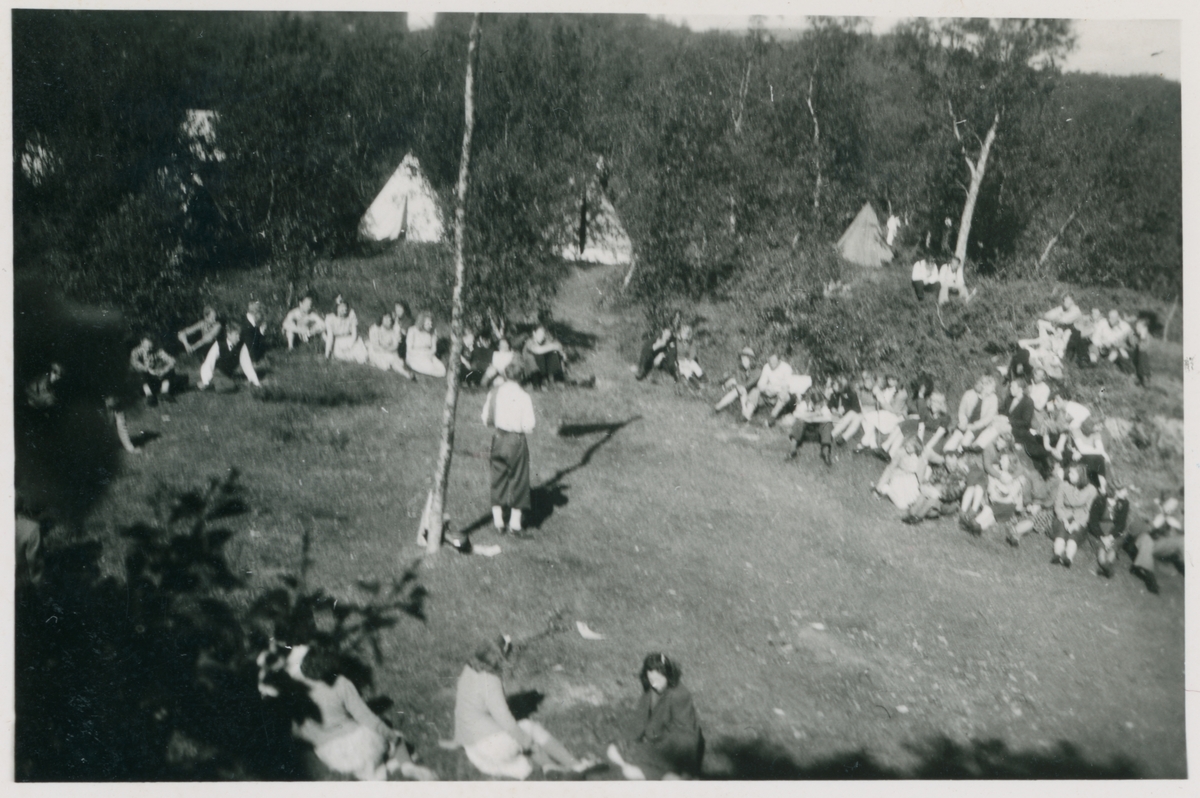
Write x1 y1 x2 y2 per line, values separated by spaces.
324 297 367 364
713 347 760 415
874 428 946 514
282 294 325 350
607 653 704 781
199 324 261 391
130 334 177 407
450 635 595 779
257 642 438 781
1051 464 1098 569
366 312 416 379
177 305 222 355
406 311 446 378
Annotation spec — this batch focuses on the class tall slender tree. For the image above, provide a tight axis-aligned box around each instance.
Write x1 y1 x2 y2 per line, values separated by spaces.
425 13 482 555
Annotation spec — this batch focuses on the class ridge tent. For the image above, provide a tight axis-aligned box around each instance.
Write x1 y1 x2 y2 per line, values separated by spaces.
836 202 893 267
561 178 633 266
359 153 445 243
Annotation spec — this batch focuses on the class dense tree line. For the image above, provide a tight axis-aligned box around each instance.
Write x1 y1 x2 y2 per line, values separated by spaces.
13 11 1181 337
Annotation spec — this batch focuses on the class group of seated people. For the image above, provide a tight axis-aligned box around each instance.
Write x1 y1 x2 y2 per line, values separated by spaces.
1017 294 1156 388
704 337 1181 592
634 315 704 387
909 255 973 305
257 634 705 782
282 293 445 379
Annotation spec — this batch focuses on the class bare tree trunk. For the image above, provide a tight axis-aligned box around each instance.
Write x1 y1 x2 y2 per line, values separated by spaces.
1036 206 1079 270
950 106 1000 265
732 55 752 136
806 72 821 221
425 14 481 555
1162 295 1178 343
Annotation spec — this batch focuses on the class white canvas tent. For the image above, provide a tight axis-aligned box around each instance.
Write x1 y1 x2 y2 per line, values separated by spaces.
836 202 893 267
359 153 445 243
561 178 633 266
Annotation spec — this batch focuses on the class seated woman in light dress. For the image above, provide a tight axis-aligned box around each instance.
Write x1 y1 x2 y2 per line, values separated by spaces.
324 296 368 363
405 312 446 378
367 312 415 378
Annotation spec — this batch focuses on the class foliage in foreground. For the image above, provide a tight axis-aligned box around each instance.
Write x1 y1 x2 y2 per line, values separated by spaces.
16 472 426 780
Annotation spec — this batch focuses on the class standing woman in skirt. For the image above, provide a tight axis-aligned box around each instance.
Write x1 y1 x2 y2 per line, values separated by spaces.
482 367 535 536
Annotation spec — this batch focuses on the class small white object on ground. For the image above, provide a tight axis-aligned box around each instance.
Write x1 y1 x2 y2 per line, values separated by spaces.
810 622 826 631
473 544 502 557
576 621 605 640
773 708 786 716
896 705 909 714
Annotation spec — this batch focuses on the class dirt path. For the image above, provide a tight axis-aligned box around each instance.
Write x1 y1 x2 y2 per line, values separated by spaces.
480 261 1188 776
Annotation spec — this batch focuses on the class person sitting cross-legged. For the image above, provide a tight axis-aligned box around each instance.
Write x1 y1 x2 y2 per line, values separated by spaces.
130 334 177 406
283 294 326 350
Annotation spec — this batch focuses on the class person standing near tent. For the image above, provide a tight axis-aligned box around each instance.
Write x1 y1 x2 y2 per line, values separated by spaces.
482 367 535 536
886 214 902 247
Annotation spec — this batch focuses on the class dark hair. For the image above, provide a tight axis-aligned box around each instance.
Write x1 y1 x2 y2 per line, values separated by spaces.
299 644 340 686
472 635 513 675
394 300 411 319
639 653 682 692
1009 377 1026 392
911 373 934 398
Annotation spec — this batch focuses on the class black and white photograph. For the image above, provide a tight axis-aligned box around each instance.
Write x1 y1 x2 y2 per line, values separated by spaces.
6 0 1191 786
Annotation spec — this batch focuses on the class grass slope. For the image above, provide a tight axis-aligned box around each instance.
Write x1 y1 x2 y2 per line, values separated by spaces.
75 255 1185 779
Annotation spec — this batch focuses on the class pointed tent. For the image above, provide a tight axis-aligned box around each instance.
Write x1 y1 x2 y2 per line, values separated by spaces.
835 202 893 267
561 177 633 266
359 153 445 243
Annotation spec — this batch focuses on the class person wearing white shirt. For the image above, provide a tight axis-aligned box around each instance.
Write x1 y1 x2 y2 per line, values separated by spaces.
937 258 971 306
886 214 901 246
910 259 939 301
1036 295 1082 338
742 354 794 424
482 370 536 535
1088 309 1133 365
282 295 325 350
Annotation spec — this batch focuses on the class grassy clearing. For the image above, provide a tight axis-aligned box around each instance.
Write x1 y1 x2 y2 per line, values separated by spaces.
62 254 1185 779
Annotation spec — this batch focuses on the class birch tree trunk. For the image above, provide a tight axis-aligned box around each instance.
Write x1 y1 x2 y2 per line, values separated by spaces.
806 72 821 221
425 13 481 555
1036 206 1079 270
950 108 1000 265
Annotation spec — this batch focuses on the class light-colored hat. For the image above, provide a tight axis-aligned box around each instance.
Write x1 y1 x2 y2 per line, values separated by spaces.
740 347 755 358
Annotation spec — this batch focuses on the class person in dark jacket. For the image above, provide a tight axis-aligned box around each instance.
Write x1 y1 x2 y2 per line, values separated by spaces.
635 327 677 381
607 653 704 780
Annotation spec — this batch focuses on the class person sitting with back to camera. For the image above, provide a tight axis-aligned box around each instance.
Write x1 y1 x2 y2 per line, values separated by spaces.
177 305 222 356
282 294 326 350
606 653 704 781
256 642 437 781
450 635 595 779
130 333 177 407
199 324 262 391
366 312 416 379
406 312 447 378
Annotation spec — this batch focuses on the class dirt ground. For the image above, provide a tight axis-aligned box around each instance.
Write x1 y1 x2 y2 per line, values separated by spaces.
82 259 1186 779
